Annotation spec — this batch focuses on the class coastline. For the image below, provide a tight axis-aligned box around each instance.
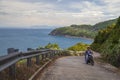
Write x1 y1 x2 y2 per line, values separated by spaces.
49 34 94 40
64 35 94 40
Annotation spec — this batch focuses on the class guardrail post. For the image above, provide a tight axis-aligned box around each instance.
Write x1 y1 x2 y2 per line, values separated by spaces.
36 55 40 65
52 51 54 58
43 54 45 60
49 51 52 59
48 52 51 59
41 54 44 60
54 51 56 57
58 51 61 56
45 53 48 59
60 51 62 56
51 51 54 58
7 48 18 80
27 48 32 67
27 58 32 67
53 50 56 57
56 51 59 56
41 54 42 60
44 54 46 60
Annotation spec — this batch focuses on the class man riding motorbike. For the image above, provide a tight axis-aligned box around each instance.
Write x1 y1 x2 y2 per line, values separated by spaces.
85 47 94 65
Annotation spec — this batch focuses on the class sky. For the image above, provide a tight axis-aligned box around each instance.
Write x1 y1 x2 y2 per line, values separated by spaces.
0 0 120 28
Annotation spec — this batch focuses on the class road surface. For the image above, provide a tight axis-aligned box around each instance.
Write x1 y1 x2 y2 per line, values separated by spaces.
39 56 120 80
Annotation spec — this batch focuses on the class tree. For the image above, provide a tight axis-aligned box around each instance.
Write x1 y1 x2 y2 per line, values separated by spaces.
45 43 60 50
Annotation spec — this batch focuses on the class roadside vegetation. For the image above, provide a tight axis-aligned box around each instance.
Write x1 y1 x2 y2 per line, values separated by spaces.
91 16 120 67
67 43 89 51
38 43 60 50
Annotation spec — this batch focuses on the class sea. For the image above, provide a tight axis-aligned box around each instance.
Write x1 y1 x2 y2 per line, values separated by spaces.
0 28 93 56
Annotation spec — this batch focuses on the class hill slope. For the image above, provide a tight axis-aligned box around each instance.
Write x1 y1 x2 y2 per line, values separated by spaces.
93 19 117 30
50 18 117 38
49 24 95 38
91 17 120 67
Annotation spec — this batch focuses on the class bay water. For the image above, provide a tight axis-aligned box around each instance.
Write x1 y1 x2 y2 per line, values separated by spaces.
0 28 93 56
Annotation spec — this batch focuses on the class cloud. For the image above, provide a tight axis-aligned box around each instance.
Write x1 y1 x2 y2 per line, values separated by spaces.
0 0 120 28
70 0 120 20
57 0 62 2
102 0 120 16
0 0 59 27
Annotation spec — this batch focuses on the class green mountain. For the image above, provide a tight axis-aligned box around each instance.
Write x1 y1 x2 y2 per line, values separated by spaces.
49 24 95 38
91 17 120 67
50 18 117 38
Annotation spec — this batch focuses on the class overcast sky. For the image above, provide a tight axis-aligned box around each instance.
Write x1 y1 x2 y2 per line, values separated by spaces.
0 0 120 28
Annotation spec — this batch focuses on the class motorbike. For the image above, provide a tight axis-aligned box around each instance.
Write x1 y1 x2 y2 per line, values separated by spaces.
86 54 94 66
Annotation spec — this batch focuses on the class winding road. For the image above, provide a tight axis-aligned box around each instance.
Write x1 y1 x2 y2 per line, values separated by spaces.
38 56 120 80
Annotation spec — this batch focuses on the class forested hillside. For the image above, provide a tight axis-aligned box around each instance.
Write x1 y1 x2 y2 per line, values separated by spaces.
93 19 117 30
91 17 120 67
50 18 117 38
49 24 95 38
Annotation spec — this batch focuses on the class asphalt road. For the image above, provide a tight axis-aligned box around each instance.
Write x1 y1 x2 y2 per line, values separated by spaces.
39 56 120 80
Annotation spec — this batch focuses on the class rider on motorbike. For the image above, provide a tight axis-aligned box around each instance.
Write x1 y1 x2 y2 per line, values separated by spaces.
85 46 93 64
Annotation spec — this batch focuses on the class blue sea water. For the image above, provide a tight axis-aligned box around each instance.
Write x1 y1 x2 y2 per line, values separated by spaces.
0 28 93 56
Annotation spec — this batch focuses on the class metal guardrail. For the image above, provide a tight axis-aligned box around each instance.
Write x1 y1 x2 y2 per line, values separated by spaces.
0 48 62 80
0 49 61 71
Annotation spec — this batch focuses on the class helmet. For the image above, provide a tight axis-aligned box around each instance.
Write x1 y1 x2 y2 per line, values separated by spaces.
87 46 90 49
